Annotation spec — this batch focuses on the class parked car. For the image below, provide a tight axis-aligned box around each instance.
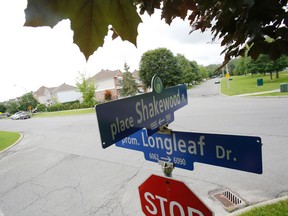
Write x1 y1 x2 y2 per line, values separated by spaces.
0 112 11 119
11 111 31 120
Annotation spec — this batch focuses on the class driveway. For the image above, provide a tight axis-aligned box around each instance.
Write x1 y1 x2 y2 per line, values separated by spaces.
0 79 287 216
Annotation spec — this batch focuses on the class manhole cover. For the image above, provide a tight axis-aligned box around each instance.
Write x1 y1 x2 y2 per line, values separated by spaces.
211 189 246 212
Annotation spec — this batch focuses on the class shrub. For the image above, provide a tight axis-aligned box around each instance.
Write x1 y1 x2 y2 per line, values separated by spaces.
72 102 81 109
37 104 47 112
64 103 71 110
104 90 112 101
47 103 64 112
43 100 96 112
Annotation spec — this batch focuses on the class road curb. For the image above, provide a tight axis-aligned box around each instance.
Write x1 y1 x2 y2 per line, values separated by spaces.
227 195 288 216
0 132 23 154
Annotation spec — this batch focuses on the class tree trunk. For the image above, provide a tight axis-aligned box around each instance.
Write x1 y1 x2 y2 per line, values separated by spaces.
276 71 279 79
269 71 273 80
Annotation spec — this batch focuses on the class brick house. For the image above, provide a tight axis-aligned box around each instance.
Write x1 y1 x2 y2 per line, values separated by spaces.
88 69 123 102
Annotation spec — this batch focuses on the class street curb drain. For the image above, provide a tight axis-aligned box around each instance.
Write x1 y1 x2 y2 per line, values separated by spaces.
210 189 246 212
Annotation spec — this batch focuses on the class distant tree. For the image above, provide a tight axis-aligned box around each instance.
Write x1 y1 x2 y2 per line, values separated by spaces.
254 55 274 77
234 54 288 79
205 64 222 77
272 55 288 79
190 60 202 82
198 65 208 79
76 72 96 107
0 103 6 113
139 48 182 88
226 58 238 75
175 54 196 85
5 99 19 114
19 92 39 111
244 57 255 76
123 62 130 73
234 57 247 76
122 63 138 97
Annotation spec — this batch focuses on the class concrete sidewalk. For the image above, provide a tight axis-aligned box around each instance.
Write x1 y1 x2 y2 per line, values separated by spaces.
235 89 280 97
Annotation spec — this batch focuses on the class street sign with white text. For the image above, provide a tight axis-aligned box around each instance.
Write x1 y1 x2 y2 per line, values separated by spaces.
95 84 188 148
116 129 263 174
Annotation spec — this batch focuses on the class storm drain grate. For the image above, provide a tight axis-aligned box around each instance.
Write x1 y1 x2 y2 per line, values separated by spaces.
212 190 246 212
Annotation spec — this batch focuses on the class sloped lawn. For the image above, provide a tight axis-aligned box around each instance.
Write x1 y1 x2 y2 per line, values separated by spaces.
0 131 21 151
221 72 288 96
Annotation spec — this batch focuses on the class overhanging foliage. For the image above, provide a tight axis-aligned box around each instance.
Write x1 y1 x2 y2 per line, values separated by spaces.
24 0 288 65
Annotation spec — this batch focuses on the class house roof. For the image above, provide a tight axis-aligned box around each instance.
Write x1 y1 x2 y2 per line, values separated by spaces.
34 86 55 97
88 69 122 82
52 83 77 93
34 83 76 97
34 86 47 97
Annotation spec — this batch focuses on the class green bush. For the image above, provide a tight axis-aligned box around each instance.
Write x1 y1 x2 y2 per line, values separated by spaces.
81 102 92 108
104 90 112 101
72 102 81 109
47 103 64 112
0 103 6 113
45 101 96 112
37 104 47 112
64 103 71 110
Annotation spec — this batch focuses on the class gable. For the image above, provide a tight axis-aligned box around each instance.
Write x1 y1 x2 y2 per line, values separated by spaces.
52 83 77 93
88 69 122 83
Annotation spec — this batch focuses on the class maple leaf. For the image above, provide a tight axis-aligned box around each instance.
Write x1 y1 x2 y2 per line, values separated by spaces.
24 0 142 61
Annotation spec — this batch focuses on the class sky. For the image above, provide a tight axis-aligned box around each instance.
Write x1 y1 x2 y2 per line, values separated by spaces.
0 0 223 102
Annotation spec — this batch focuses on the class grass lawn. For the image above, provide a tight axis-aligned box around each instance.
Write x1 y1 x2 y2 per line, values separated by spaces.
0 131 21 151
33 108 95 118
237 199 288 216
221 72 288 96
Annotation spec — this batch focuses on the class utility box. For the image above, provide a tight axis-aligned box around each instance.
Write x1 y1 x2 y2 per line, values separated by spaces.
257 78 263 86
280 83 288 92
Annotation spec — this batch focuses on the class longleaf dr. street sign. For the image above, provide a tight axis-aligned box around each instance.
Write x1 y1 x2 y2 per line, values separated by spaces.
139 174 214 216
95 84 188 148
116 129 263 174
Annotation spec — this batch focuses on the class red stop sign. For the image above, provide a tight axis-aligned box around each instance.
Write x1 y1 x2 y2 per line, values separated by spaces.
139 175 214 216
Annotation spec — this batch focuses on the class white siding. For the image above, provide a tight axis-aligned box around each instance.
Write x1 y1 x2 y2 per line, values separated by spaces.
95 79 115 92
56 91 82 103
38 88 52 105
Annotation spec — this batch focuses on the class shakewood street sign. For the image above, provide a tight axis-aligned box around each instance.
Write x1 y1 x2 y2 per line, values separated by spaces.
139 175 214 216
95 84 188 148
116 129 263 174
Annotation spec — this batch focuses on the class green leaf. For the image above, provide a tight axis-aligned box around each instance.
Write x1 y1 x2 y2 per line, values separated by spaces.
24 0 142 60
24 0 66 28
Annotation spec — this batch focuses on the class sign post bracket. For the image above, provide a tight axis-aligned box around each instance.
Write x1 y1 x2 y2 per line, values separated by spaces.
157 124 174 177
158 160 174 177
157 124 172 135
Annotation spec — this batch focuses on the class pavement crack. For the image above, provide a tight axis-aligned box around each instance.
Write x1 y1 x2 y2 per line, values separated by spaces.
86 163 144 216
16 183 84 215
0 155 69 199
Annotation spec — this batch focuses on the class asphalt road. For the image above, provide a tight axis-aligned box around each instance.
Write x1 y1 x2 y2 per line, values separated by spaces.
0 79 287 216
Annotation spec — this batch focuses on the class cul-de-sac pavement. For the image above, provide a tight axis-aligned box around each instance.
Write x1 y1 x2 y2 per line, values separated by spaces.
0 79 287 216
